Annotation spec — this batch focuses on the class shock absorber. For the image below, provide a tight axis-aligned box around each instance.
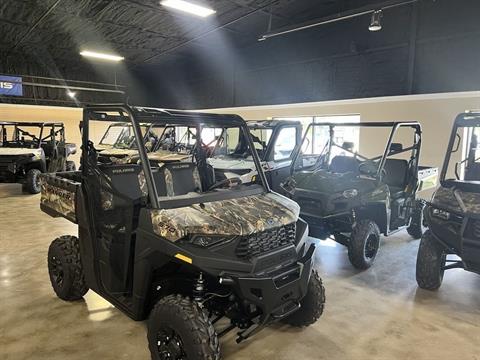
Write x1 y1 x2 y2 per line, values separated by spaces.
193 272 205 303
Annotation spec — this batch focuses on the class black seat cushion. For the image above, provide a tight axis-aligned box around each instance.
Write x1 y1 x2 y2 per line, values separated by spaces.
383 159 408 197
330 156 360 174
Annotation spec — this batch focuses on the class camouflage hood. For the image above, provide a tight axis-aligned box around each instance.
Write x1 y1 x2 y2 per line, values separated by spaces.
432 186 480 214
291 169 376 194
150 192 299 242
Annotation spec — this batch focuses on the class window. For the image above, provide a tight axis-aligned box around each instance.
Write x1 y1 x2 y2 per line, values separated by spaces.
274 114 360 157
274 127 297 161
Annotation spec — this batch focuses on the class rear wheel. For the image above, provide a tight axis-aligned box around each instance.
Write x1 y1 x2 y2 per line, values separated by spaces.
416 230 446 290
348 220 381 269
282 270 325 327
148 295 220 360
407 199 425 239
26 168 42 194
47 236 88 301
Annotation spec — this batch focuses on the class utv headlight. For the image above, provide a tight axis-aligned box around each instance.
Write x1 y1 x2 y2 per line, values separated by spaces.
190 234 233 247
342 189 358 198
432 208 450 220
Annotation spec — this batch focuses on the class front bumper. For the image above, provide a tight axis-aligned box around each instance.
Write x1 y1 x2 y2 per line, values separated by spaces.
230 243 315 322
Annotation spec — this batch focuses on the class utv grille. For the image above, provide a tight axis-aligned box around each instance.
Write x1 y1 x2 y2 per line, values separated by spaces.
235 223 296 259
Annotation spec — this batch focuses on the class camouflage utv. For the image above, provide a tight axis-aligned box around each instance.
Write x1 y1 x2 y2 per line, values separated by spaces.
417 111 480 290
40 105 325 360
283 122 437 269
0 121 76 193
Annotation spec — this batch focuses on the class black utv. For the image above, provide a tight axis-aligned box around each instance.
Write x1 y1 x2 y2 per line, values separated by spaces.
282 122 437 269
40 105 325 359
417 111 480 290
0 121 76 193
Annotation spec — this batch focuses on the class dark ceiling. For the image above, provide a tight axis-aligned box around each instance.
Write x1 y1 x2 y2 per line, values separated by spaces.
1 0 479 108
1 0 382 67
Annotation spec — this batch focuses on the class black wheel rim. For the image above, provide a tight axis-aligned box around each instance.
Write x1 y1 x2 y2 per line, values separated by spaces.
156 327 186 360
365 234 379 259
50 256 64 287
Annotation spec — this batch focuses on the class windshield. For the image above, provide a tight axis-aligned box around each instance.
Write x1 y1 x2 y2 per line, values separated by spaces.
0 124 43 148
249 128 273 160
444 124 480 182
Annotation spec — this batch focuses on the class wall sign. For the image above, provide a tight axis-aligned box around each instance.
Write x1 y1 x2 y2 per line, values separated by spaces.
0 75 23 96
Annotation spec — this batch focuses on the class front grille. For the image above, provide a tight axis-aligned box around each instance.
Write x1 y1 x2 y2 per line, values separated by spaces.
236 223 296 259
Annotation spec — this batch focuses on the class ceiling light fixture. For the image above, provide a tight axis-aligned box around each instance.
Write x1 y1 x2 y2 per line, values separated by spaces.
369 10 383 32
66 90 76 98
160 0 216 17
80 50 124 62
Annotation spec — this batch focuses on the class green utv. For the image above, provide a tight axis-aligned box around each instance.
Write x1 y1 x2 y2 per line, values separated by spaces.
0 121 76 193
282 121 438 269
40 105 325 360
417 111 480 290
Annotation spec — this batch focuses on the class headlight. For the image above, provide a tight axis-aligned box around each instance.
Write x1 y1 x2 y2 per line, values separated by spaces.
190 234 233 247
342 189 358 198
432 208 450 220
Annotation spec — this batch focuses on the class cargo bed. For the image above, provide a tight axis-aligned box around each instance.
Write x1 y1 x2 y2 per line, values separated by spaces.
40 171 81 223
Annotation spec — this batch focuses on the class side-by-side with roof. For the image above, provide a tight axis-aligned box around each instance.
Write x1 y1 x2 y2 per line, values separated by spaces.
282 121 438 269
40 105 325 359
0 121 76 193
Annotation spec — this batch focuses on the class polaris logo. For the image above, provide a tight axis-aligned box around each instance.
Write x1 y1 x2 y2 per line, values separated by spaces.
0 76 23 96
0 82 13 89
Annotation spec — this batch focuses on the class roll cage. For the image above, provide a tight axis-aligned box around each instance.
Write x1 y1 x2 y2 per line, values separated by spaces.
440 111 480 186
291 121 422 180
0 121 65 148
82 104 271 209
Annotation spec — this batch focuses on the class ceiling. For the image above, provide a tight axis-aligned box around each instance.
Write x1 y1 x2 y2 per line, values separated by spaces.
0 0 384 68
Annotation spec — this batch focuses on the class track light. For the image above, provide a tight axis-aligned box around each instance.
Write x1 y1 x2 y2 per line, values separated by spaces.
369 10 383 31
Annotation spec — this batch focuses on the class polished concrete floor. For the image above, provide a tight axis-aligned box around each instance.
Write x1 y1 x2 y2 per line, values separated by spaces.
1 184 479 360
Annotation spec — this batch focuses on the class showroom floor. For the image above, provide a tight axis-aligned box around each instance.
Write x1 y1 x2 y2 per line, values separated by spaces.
1 184 479 360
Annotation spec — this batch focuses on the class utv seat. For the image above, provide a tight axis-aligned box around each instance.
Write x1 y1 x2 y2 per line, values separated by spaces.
330 156 360 174
154 162 202 196
383 158 408 198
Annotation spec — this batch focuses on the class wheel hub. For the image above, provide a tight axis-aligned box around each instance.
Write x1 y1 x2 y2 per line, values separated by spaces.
156 328 185 360
365 234 379 259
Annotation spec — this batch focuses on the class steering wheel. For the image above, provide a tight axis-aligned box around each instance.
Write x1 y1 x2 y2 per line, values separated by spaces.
209 177 242 190
358 161 381 176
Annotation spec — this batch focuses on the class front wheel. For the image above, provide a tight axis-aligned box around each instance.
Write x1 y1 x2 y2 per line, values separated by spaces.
407 199 426 239
416 230 446 290
26 168 42 194
348 220 381 270
148 295 220 360
282 270 325 327
48 235 88 301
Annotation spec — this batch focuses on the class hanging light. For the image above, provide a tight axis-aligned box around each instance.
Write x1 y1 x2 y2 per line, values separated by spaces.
369 10 383 31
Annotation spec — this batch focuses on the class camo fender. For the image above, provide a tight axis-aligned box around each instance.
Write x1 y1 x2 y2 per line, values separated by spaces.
150 192 299 241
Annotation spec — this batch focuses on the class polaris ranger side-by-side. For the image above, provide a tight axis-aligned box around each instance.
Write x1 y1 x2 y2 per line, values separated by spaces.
417 111 480 290
282 122 437 269
0 121 76 193
208 120 302 193
40 105 325 359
